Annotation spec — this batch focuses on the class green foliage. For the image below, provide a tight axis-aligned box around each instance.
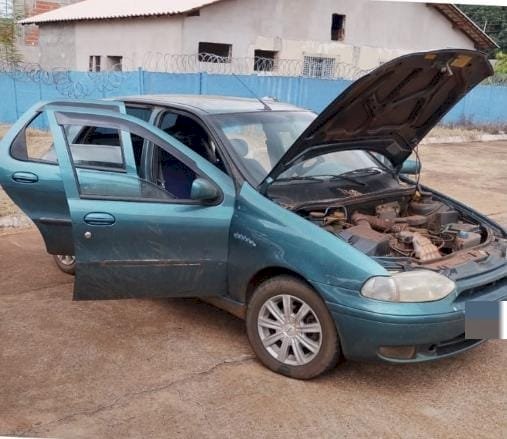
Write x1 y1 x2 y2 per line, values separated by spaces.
459 5 507 54
495 51 507 73
0 17 21 64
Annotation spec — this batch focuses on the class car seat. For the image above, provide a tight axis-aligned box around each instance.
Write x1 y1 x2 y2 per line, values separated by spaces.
158 148 196 199
229 138 267 182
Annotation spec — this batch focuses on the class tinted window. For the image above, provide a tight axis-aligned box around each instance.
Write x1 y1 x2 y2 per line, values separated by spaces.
126 106 152 122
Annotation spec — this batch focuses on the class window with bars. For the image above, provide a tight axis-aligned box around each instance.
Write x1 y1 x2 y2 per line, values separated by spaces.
89 55 101 72
302 56 336 79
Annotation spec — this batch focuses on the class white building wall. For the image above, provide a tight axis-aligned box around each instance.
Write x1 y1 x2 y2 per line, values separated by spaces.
72 16 185 71
36 0 476 71
180 0 474 69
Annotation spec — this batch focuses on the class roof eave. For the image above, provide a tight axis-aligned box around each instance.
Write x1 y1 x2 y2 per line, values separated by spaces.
19 12 181 25
430 3 499 51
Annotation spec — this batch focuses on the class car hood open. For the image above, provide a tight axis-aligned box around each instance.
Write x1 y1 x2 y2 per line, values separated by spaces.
263 49 493 185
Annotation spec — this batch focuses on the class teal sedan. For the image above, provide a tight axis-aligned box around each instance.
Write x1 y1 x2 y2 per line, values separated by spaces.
1 50 506 379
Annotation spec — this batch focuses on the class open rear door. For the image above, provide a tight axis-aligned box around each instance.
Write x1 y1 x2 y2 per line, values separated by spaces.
0 100 132 255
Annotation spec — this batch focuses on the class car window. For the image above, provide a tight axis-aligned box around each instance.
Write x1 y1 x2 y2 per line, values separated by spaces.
35 106 153 172
160 111 228 174
63 123 125 171
61 121 199 203
10 112 56 164
278 150 383 179
76 169 174 202
212 111 316 184
126 106 152 122
71 105 152 173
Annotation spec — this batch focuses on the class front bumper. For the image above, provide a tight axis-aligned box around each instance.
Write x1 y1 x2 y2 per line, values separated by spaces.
328 306 483 362
320 275 507 363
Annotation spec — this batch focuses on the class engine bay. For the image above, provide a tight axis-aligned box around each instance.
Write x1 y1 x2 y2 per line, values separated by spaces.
299 192 491 265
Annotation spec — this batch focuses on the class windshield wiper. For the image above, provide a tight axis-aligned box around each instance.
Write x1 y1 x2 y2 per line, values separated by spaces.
274 174 366 186
336 167 384 178
273 176 328 183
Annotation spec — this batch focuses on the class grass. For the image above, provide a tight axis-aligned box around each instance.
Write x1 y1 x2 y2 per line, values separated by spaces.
428 121 507 141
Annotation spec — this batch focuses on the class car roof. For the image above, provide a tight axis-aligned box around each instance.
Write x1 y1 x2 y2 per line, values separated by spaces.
120 94 308 114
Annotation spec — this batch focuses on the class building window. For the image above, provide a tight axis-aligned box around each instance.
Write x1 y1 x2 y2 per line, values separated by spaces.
331 14 345 41
187 9 200 17
89 55 101 72
107 56 123 71
198 42 232 63
302 56 336 79
254 50 278 72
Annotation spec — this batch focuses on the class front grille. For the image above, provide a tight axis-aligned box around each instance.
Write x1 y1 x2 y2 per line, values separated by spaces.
434 333 481 356
457 277 507 301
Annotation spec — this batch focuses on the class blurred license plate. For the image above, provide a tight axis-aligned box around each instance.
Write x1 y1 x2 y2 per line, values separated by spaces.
465 301 507 339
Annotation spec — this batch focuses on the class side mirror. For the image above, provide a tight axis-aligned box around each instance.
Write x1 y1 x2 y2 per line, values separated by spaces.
190 178 220 203
400 159 421 175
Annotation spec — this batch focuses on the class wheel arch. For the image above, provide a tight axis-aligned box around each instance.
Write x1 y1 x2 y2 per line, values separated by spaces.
245 266 319 305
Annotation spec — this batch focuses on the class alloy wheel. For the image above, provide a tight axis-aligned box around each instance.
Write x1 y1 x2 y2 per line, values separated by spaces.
56 255 76 266
257 294 323 366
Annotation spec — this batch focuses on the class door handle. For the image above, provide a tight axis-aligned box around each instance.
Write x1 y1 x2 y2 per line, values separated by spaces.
12 172 38 184
84 212 116 226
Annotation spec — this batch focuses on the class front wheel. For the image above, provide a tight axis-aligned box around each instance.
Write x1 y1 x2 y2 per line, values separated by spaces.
246 276 340 379
53 255 76 275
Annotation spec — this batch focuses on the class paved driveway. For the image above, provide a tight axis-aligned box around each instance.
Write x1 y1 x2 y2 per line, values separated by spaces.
0 141 506 438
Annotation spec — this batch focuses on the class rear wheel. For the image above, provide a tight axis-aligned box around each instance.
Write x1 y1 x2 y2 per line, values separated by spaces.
246 276 340 379
53 255 76 275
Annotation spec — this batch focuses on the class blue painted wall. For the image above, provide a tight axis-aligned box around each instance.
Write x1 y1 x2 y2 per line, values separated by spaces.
0 70 505 125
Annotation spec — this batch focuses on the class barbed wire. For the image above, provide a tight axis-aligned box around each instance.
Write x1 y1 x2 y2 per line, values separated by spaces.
0 53 371 99
138 52 370 80
0 52 505 100
0 59 125 98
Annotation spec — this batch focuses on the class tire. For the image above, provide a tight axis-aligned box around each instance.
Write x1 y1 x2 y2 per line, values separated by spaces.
246 275 340 380
53 255 76 275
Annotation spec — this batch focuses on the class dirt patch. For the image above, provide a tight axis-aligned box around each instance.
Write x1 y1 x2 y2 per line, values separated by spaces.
418 140 507 226
0 230 506 438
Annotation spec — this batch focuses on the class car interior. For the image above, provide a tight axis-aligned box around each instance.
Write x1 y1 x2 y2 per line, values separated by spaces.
153 112 228 198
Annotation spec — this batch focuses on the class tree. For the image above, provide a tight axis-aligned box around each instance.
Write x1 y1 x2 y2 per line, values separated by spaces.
495 51 507 74
458 5 507 53
0 0 21 65
0 17 21 64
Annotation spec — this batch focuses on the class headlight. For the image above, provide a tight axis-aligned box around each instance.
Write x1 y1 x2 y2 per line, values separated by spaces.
361 271 456 302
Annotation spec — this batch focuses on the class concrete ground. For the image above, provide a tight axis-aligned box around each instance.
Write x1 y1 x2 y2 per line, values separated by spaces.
0 141 506 438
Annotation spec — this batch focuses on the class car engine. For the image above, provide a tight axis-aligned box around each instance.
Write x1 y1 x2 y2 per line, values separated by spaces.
302 193 486 263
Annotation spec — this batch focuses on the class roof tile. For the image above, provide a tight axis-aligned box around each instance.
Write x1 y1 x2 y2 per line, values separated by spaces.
19 0 224 24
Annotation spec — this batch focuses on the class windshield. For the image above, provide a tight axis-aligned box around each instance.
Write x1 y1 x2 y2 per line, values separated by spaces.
212 111 316 184
213 111 389 185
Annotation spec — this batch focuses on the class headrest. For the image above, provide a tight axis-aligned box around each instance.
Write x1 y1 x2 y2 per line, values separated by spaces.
229 138 249 157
